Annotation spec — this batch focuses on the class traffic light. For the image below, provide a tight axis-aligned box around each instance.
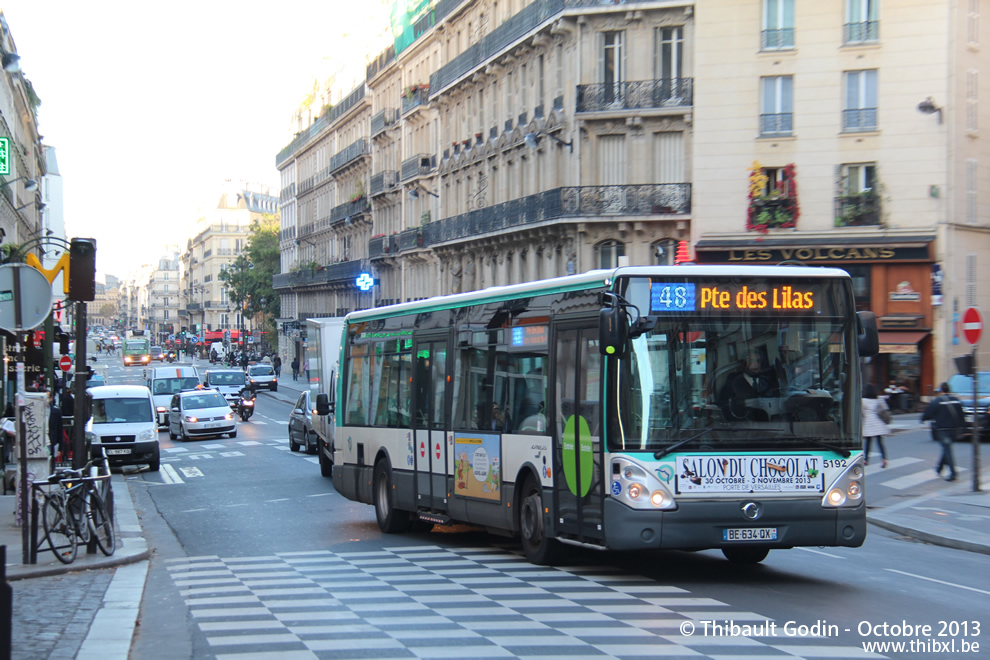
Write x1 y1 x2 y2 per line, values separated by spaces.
68 238 97 301
955 355 974 376
58 332 70 355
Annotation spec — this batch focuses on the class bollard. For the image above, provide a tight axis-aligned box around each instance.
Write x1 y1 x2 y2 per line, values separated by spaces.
0 545 12 658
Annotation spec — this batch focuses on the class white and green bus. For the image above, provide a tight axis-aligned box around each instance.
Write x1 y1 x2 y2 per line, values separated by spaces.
324 266 879 564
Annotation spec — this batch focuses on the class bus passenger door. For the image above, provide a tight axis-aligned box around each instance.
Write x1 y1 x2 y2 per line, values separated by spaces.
413 335 449 512
552 324 605 545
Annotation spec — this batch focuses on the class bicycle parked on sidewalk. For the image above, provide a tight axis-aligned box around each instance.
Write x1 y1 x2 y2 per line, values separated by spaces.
33 455 115 564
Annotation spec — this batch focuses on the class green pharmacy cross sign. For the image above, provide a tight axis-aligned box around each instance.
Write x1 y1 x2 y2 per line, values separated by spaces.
0 137 8 176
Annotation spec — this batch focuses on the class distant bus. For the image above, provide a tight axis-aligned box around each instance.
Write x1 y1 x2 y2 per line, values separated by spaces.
327 266 878 565
122 336 151 366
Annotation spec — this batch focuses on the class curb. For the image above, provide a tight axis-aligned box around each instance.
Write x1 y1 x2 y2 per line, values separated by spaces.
6 542 151 581
866 515 990 556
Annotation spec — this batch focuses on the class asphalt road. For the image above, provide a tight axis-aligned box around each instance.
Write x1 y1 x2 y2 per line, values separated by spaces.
105 357 989 659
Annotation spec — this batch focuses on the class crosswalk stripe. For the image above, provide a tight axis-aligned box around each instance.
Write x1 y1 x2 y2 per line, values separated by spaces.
865 456 922 476
877 466 967 490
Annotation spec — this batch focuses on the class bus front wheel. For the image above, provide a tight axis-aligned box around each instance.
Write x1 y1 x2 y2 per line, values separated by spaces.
374 461 410 534
519 475 561 565
721 546 770 564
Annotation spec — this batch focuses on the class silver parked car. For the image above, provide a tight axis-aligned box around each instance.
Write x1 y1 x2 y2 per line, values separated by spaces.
288 390 318 453
167 390 236 441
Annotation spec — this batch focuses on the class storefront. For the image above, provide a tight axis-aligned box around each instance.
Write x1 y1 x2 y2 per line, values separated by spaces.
694 233 936 405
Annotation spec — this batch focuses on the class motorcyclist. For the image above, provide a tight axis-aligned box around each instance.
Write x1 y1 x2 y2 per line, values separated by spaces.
237 381 257 419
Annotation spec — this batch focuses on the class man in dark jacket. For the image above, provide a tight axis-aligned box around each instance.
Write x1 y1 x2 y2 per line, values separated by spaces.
921 382 963 481
49 391 65 461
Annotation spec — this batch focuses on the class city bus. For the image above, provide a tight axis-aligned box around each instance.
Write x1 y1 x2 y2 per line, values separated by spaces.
324 266 879 564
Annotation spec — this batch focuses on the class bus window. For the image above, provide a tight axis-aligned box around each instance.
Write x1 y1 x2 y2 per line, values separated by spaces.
346 343 372 426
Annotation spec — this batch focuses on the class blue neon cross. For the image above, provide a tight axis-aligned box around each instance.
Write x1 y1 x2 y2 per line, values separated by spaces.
356 273 374 291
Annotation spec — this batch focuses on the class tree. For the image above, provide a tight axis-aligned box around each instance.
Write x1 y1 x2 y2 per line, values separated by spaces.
218 215 281 349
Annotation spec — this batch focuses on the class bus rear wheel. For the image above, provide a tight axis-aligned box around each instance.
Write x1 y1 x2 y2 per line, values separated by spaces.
374 461 410 534
721 546 770 564
519 475 560 565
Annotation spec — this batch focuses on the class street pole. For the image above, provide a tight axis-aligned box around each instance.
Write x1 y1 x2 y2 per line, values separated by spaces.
72 302 88 469
973 346 981 492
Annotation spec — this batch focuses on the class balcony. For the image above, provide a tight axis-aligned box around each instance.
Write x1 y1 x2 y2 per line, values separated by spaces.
401 154 436 182
330 138 370 173
401 87 430 115
761 28 795 50
329 197 370 225
366 44 396 80
843 108 878 132
760 113 793 136
576 79 693 113
370 170 397 197
272 260 367 290
834 192 881 227
370 108 397 137
844 21 879 44
186 303 202 312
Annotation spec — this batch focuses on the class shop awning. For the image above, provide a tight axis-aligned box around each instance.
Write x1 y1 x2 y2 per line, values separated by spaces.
878 331 928 354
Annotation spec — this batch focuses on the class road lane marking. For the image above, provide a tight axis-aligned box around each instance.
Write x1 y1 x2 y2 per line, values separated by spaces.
878 466 968 490
202 443 225 449
163 446 189 453
864 456 921 476
795 547 845 559
179 467 204 478
238 440 262 446
307 492 331 497
161 464 185 484
180 508 208 513
220 451 245 457
186 454 216 460
886 569 990 595
266 498 291 503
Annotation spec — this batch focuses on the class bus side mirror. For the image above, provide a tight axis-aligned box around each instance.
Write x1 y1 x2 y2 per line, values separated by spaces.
599 305 628 358
316 393 332 416
857 311 879 357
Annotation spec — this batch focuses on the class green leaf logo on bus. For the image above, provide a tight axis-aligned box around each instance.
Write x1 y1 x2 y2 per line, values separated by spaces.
562 414 593 497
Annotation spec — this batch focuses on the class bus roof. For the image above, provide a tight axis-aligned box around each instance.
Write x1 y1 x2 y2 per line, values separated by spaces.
346 265 853 323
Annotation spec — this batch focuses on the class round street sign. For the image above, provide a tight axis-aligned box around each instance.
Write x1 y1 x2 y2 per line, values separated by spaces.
59 355 73 372
963 306 984 345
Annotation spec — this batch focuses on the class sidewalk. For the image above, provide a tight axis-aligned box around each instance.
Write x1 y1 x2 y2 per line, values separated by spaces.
2 472 150 580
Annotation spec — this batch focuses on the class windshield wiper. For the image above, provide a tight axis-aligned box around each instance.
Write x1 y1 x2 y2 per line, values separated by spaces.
799 437 850 458
654 428 711 460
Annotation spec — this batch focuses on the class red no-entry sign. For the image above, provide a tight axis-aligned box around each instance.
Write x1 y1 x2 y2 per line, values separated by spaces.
59 355 73 372
963 306 984 345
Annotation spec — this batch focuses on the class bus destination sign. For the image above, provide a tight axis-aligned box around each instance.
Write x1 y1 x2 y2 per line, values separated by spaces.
650 282 816 313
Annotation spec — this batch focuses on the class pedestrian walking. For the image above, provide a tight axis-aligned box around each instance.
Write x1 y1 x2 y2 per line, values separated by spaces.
273 355 282 378
862 383 890 467
48 391 65 462
921 382 964 482
291 357 299 381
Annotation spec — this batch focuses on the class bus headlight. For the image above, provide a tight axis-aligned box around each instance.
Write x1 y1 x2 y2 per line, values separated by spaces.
823 458 864 508
612 457 677 511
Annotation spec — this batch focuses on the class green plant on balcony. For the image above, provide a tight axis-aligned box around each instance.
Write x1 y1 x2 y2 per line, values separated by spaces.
747 161 800 233
420 211 431 226
834 189 881 227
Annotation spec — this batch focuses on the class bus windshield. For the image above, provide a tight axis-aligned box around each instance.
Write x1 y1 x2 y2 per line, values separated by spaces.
612 275 858 453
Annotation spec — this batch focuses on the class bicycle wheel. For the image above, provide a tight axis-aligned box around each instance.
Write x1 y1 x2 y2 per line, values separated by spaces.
87 489 116 556
41 494 78 564
67 490 91 545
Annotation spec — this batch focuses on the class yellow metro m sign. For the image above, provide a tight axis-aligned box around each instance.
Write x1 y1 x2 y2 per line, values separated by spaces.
25 252 70 294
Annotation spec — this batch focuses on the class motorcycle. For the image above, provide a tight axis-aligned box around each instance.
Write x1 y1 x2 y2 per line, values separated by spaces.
237 393 255 421
165 350 178 363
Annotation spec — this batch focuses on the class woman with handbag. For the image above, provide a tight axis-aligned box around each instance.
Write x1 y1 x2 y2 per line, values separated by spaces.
862 383 891 467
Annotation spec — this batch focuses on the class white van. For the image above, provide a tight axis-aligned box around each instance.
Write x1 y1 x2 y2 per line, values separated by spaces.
145 366 202 427
87 385 160 471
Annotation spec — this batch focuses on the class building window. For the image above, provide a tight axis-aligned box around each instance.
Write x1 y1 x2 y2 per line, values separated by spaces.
843 265 872 311
653 239 678 265
220 313 229 329
968 0 980 45
654 27 683 81
163 310 170 320
840 163 875 194
835 163 880 227
596 240 626 269
599 31 625 105
760 76 793 135
843 70 878 131
845 0 879 43
966 159 978 225
967 70 978 132
762 0 795 50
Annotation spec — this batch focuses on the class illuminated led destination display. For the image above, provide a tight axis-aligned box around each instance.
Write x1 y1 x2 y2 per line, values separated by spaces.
650 282 819 314
512 325 549 347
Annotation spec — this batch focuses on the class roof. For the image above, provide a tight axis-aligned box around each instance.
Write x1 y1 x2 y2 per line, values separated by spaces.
88 385 152 399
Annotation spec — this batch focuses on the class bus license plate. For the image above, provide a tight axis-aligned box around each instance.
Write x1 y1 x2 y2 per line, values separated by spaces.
106 448 131 456
723 527 777 542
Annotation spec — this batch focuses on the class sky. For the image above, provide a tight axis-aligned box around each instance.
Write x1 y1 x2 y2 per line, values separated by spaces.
2 0 392 282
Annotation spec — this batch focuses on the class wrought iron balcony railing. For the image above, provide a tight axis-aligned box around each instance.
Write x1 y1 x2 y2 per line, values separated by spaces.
576 79 694 113
330 138 369 173
401 154 436 182
844 21 878 43
370 108 397 136
834 192 881 227
370 171 397 197
761 28 795 50
760 113 793 136
842 108 878 132
401 88 430 115
272 260 367 290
